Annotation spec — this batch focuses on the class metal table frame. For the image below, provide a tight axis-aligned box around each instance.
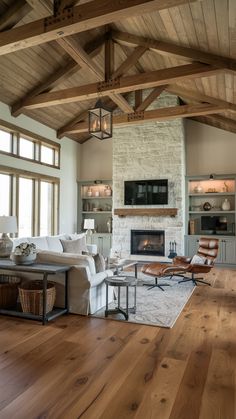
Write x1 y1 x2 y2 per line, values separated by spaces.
105 276 137 320
0 260 70 325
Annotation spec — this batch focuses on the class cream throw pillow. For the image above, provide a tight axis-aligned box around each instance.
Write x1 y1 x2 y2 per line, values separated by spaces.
60 237 87 254
190 254 206 265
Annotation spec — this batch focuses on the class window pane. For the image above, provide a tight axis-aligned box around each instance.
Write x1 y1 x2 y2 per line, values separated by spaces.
41 145 54 165
19 137 34 159
0 174 10 215
40 181 52 235
0 130 11 153
18 178 33 237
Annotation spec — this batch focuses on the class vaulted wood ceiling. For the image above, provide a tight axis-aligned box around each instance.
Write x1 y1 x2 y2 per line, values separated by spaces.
0 0 235 143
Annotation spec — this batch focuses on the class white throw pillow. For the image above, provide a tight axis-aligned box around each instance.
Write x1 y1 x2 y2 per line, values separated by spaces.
69 233 86 240
27 236 49 251
46 235 68 252
190 254 206 265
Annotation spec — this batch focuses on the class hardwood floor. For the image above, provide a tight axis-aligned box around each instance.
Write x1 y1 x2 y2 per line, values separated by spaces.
0 267 236 419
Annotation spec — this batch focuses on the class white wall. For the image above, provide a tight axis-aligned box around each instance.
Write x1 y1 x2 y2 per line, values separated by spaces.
186 120 236 175
0 102 80 234
79 136 112 181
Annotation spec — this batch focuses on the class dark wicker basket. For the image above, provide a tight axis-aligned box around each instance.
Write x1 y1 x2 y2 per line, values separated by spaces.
0 275 21 309
19 280 56 315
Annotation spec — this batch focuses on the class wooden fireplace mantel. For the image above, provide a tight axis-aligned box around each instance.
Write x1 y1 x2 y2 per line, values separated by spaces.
114 208 178 217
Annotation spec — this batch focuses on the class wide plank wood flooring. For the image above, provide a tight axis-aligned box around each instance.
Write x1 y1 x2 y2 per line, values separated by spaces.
0 267 236 419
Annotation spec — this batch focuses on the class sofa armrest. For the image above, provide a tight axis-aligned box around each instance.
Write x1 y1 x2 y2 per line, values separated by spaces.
36 250 96 275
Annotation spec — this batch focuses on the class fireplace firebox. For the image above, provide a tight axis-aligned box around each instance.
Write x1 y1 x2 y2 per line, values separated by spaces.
131 230 165 256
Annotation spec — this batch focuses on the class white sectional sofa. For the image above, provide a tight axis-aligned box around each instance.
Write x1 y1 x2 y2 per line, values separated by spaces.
12 234 114 315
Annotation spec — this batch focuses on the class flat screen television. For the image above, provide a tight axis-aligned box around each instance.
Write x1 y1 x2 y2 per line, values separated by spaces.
124 179 168 205
201 216 227 233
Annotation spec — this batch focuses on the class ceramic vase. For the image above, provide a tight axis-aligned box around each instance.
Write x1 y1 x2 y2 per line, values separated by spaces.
221 198 230 211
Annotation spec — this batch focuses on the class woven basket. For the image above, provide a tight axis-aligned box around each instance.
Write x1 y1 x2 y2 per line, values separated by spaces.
0 275 21 309
19 280 56 315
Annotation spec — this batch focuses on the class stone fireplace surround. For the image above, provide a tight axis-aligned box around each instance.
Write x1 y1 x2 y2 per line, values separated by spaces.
112 92 186 261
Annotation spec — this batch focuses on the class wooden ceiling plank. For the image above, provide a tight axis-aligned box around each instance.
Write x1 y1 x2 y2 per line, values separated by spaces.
11 59 77 117
135 86 167 111
21 63 221 110
112 30 236 73
166 85 236 113
0 0 202 56
25 0 53 15
0 0 32 32
11 33 105 117
64 103 227 134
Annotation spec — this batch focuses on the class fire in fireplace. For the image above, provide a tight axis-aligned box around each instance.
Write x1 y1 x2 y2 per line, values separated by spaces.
131 230 165 256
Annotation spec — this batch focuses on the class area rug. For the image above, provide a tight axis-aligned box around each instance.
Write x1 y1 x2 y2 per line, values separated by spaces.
92 274 195 328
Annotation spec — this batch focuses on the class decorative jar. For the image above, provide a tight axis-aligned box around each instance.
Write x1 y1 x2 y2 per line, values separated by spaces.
221 198 230 211
203 202 212 211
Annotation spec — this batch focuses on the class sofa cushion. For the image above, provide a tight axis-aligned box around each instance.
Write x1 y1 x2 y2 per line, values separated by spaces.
60 237 87 254
69 233 86 240
27 236 49 250
46 234 68 252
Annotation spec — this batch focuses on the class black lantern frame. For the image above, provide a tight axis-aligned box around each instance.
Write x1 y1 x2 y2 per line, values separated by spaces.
88 100 112 140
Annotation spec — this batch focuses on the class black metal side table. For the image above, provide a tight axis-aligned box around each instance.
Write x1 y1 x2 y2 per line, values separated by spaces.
105 275 137 320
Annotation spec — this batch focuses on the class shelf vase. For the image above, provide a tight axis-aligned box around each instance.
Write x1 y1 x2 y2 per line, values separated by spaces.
221 199 230 211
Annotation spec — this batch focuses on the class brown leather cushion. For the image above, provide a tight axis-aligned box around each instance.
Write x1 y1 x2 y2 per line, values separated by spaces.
141 262 169 276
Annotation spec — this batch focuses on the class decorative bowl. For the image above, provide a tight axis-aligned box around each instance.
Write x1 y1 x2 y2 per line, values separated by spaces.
10 253 36 265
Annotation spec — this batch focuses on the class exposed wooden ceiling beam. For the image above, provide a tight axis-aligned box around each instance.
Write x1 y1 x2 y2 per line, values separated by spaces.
190 115 236 135
62 103 227 134
54 0 79 14
135 86 167 112
0 0 201 56
0 0 32 31
112 45 147 79
105 33 114 81
20 63 220 110
112 30 236 74
57 36 133 113
11 33 105 117
166 85 236 113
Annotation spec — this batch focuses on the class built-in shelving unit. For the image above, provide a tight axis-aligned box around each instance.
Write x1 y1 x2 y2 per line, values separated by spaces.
77 180 113 233
185 174 236 265
77 180 113 257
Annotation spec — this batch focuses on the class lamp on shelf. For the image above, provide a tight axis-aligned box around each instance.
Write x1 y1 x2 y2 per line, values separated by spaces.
88 99 112 140
84 219 95 236
0 216 18 258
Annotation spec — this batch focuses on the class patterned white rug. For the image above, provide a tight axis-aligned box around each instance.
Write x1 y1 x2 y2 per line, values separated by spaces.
93 274 195 328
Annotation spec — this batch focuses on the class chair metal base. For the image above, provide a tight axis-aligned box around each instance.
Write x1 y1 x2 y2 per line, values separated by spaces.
143 277 171 291
178 273 211 286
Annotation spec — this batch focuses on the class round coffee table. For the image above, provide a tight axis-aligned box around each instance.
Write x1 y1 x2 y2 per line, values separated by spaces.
105 275 137 320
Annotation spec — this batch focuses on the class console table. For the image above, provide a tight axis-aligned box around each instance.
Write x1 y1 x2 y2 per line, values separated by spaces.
0 259 70 325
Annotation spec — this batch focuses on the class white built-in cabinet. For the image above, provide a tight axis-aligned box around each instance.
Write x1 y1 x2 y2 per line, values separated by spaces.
185 174 236 265
77 180 112 256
